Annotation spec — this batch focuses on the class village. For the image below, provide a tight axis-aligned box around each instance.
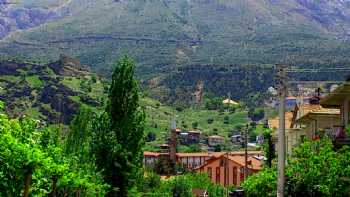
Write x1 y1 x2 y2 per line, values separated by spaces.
143 77 350 195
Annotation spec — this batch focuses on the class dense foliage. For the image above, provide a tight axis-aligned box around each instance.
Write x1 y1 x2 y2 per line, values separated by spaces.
139 172 225 197
92 56 145 196
242 139 350 197
262 128 275 168
0 101 108 196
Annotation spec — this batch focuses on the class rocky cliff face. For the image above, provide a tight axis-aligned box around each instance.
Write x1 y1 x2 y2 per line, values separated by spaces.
293 0 350 38
0 56 104 124
0 0 69 38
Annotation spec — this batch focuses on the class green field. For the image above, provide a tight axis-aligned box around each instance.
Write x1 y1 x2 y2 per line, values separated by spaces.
141 97 251 151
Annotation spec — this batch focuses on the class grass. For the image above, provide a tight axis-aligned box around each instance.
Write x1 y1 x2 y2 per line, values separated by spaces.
61 77 81 92
23 107 44 120
25 75 44 89
0 76 20 83
141 96 250 151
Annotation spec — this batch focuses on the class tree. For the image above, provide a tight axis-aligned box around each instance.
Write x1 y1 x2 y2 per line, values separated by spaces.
92 56 145 196
0 103 108 197
65 106 94 162
172 176 192 197
263 129 275 168
242 139 350 197
248 108 265 122
146 131 156 142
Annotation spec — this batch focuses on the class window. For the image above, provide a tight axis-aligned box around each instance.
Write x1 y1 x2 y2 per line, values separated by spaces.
233 167 237 185
208 167 212 179
240 167 244 181
216 167 220 184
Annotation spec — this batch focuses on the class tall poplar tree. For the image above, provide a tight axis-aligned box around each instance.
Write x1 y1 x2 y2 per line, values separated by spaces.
92 56 145 196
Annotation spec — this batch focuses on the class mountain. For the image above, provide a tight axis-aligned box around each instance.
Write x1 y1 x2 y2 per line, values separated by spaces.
1 0 350 103
0 0 70 38
1 0 350 74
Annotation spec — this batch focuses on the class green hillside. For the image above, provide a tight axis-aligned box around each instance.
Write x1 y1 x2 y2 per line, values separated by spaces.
141 96 250 151
2 0 350 77
0 57 252 151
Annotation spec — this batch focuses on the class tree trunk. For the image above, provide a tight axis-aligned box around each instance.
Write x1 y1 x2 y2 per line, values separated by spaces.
50 176 57 197
76 189 81 197
23 171 32 197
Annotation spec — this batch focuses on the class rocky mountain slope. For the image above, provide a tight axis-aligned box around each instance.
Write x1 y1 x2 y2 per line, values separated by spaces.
0 55 106 124
0 0 69 38
1 0 350 104
1 0 350 75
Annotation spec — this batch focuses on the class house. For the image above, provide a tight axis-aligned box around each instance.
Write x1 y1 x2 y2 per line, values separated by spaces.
294 107 340 140
159 144 170 153
270 94 341 155
144 151 160 168
176 152 223 170
269 103 317 155
231 134 242 144
144 151 263 171
268 111 295 154
195 154 263 187
178 130 201 145
285 96 311 108
208 135 225 146
320 82 350 146
223 99 239 105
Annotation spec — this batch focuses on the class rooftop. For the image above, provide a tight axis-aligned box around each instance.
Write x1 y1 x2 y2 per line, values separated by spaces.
208 135 225 139
226 155 263 171
296 107 340 124
321 82 350 108
268 111 294 130
223 99 239 105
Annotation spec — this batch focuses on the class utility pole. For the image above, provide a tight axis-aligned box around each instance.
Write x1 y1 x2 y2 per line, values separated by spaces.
245 123 248 180
276 64 287 197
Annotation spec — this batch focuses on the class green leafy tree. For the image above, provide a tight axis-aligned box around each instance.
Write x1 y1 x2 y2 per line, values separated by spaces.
241 168 277 197
146 173 225 197
248 108 265 122
65 106 94 162
172 176 192 197
0 105 108 197
92 56 145 196
243 139 350 197
263 129 275 168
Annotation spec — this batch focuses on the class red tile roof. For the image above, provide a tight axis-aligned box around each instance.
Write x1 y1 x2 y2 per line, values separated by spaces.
226 155 263 171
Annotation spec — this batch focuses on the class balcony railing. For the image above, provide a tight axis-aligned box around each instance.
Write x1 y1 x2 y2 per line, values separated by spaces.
330 126 350 148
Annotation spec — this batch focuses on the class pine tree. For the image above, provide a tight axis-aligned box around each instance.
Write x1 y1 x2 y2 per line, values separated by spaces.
92 56 145 196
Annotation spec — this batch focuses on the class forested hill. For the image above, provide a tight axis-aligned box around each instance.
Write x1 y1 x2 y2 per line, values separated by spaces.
0 55 107 124
1 0 350 77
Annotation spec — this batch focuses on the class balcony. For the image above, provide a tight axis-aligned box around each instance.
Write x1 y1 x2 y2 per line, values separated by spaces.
330 126 350 149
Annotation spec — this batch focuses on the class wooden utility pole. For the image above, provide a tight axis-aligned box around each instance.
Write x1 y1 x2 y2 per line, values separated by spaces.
276 64 287 197
245 123 248 180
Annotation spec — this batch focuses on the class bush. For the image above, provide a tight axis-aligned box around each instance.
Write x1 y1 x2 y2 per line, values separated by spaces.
146 132 156 142
242 168 277 197
242 139 350 197
207 118 214 124
192 122 199 129
146 173 225 197
224 116 230 124
248 108 265 122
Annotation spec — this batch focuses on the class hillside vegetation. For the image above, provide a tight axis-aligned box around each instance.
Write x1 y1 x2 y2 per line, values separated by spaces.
1 0 350 76
0 57 252 151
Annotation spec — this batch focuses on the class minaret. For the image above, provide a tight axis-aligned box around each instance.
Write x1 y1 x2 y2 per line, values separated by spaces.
170 117 177 164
